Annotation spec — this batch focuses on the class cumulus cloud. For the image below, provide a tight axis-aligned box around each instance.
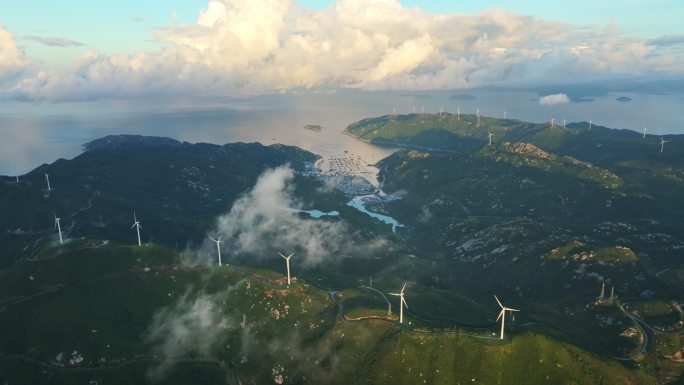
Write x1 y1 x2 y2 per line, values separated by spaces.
23 35 83 47
4 0 684 101
208 165 385 267
0 24 34 83
539 93 570 106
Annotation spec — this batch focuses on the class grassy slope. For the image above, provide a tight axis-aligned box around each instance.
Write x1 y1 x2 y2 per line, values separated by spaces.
0 242 669 385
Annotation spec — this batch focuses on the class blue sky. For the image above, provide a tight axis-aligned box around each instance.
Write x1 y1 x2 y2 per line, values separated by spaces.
2 0 681 67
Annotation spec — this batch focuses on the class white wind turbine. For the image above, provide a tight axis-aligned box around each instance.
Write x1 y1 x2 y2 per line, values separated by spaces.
54 212 63 245
389 283 408 324
642 127 647 139
45 173 52 191
562 118 567 128
550 118 555 128
494 295 519 340
476 108 481 127
131 212 142 247
488 131 494 146
660 137 669 153
209 234 223 266
279 252 294 285
588 120 592 130
457 106 461 120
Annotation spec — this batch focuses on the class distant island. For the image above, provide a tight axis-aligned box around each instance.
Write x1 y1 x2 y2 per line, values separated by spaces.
303 124 323 132
449 94 476 100
570 97 595 103
616 96 632 102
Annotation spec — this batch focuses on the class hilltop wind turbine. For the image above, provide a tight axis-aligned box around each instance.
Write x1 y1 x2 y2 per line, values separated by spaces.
550 118 555 128
562 118 567 128
15 175 19 183
457 106 461 120
494 295 519 340
54 212 63 244
488 131 494 146
279 252 294 285
660 137 669 153
642 127 648 139
45 173 52 191
131 212 142 247
209 234 223 266
588 120 592 130
599 281 605 299
389 283 408 324
476 108 481 127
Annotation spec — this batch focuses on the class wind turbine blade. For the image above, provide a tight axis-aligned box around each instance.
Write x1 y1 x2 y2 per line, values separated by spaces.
496 309 504 322
288 253 295 258
401 282 407 293
494 294 504 309
506 308 520 312
131 223 136 229
388 293 401 296
402 297 408 309
209 237 216 242
278 252 287 259
217 234 223 241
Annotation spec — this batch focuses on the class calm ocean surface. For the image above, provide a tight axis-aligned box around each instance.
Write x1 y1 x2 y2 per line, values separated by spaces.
1 90 682 175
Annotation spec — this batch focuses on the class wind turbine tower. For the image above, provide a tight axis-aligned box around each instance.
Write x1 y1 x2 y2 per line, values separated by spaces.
589 120 592 130
562 118 567 128
476 108 481 127
660 137 669 153
488 131 494 146
279 252 294 285
457 106 461 120
389 283 408 324
45 173 52 191
610 286 615 302
54 213 63 245
642 127 647 139
504 110 507 119
550 118 555 128
494 295 520 339
131 212 142 247
209 234 223 266
599 281 605 300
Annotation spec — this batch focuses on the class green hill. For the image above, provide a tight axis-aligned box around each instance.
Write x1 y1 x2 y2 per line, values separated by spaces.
0 241 669 385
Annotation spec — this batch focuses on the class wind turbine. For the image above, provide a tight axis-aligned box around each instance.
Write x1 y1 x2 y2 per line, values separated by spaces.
209 234 223 266
504 110 507 119
660 137 669 153
476 108 481 127
279 252 294 285
54 212 63 245
588 120 592 130
488 131 494 146
599 281 605 299
45 173 52 191
550 118 555 128
131 212 142 247
389 283 408 324
457 106 461 120
642 127 647 139
562 118 567 128
494 295 519 340
15 175 19 183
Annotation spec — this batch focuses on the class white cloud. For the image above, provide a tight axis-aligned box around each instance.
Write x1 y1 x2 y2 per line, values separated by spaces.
145 289 226 380
539 93 570 106
209 165 385 267
3 0 683 101
0 24 34 84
